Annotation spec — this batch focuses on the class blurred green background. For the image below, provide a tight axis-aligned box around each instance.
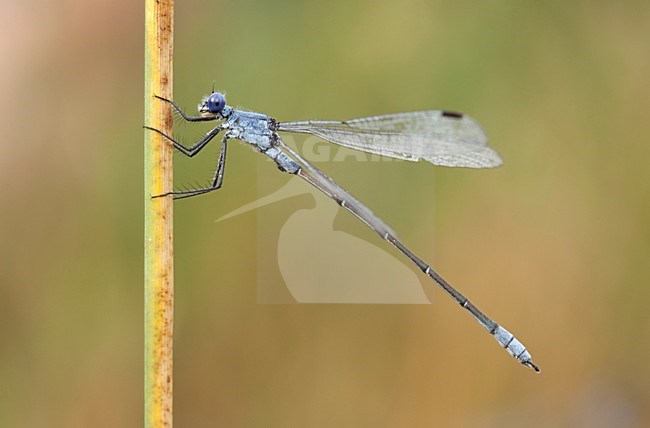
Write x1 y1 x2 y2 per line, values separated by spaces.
1 0 649 426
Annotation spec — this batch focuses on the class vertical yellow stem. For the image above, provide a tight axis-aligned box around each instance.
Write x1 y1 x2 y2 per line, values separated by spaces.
144 0 174 426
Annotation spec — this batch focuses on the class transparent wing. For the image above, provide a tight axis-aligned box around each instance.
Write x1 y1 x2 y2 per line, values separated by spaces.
278 110 502 168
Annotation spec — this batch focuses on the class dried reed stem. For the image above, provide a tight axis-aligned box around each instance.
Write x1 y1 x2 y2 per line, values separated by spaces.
144 0 174 426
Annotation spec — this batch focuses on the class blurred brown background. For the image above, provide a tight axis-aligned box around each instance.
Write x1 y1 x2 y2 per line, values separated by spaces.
1 0 649 426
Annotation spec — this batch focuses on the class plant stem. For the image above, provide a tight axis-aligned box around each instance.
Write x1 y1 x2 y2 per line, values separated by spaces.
144 0 174 426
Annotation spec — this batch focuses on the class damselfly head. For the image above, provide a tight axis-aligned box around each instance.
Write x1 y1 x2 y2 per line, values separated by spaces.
198 92 227 116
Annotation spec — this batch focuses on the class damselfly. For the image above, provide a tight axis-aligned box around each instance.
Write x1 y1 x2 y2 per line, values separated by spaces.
145 91 539 372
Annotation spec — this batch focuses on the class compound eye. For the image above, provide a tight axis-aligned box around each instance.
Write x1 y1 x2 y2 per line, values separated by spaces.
207 92 226 113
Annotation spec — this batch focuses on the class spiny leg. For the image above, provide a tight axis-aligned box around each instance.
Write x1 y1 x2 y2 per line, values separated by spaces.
153 94 216 122
154 135 229 200
144 124 222 157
